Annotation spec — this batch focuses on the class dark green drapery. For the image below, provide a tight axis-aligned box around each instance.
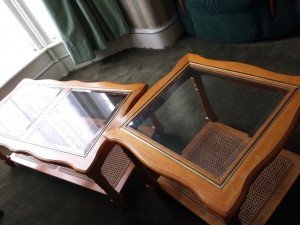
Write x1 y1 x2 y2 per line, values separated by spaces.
43 0 129 64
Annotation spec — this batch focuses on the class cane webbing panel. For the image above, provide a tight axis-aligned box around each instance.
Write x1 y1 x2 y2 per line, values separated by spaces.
14 144 131 188
167 155 292 225
186 128 247 179
58 167 94 182
100 144 131 187
14 154 58 170
238 156 292 225
167 179 203 205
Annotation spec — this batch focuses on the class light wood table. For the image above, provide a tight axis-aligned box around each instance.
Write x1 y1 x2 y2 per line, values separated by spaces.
106 54 300 224
0 78 147 206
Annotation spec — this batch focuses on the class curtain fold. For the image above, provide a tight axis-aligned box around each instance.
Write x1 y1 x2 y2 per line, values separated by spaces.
43 0 129 64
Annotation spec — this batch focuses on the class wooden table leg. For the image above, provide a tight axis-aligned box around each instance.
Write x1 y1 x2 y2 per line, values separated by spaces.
86 154 127 208
85 140 128 207
90 172 127 208
0 146 15 167
191 75 218 122
224 214 241 225
122 147 161 195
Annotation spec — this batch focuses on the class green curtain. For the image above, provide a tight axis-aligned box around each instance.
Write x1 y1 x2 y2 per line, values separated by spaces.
43 0 129 64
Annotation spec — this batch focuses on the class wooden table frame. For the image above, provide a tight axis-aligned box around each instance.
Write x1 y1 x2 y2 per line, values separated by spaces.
0 78 148 205
105 54 300 224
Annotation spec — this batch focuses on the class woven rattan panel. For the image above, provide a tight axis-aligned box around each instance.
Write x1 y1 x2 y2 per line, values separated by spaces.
100 144 131 187
167 179 203 205
238 156 292 225
167 156 292 225
186 128 247 179
14 153 58 169
58 167 94 182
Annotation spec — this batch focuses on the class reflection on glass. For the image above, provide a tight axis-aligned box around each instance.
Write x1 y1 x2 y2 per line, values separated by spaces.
0 84 61 137
128 68 286 178
27 89 126 156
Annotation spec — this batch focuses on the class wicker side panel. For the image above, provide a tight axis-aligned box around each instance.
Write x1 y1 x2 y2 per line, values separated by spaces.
238 156 293 225
186 128 247 178
167 179 203 206
58 167 94 182
14 154 58 170
100 144 131 188
167 156 293 225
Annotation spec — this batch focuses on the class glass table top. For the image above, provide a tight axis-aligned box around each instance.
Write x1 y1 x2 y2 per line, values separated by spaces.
0 83 62 138
0 82 127 157
127 67 287 180
27 89 125 156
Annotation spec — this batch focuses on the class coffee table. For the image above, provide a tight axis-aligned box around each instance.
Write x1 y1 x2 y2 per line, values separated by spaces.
105 54 300 224
0 78 147 205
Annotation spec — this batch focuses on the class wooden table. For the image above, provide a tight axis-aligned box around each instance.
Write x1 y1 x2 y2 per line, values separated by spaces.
105 54 300 224
0 78 147 205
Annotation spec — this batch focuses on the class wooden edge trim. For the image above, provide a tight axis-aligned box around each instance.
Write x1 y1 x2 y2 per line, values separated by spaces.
186 54 300 86
21 78 148 91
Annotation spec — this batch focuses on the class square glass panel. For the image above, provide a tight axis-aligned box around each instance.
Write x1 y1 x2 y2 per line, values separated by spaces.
27 89 126 156
0 83 61 138
128 67 287 179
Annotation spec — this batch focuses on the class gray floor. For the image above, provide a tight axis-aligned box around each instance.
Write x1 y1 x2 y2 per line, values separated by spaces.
0 35 299 225
67 36 300 85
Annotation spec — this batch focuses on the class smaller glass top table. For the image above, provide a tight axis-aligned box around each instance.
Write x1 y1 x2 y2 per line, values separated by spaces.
106 54 300 224
0 78 147 205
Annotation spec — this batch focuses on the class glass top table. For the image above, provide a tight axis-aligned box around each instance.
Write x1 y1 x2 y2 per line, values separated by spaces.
0 83 126 156
0 78 147 205
128 67 288 183
105 54 300 222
